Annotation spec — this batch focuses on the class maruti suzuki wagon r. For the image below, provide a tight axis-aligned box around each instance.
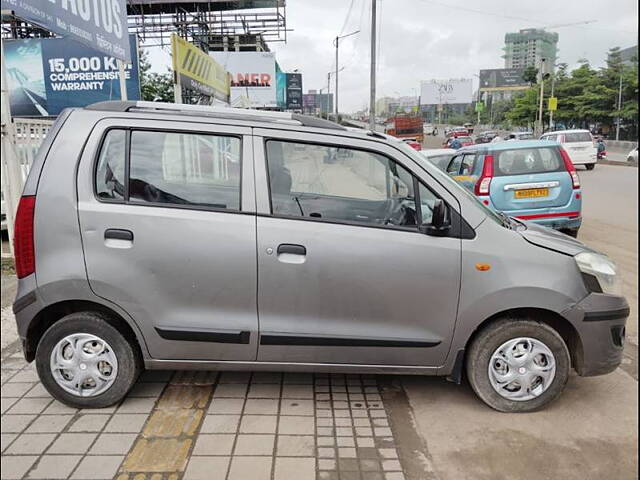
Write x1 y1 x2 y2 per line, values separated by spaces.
12 101 629 412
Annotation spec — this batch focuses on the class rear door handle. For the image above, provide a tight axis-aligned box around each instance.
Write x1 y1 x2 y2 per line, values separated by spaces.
277 244 306 255
105 229 134 241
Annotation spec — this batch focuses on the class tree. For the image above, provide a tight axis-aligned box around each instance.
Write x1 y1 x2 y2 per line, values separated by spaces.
522 66 538 85
139 49 174 102
506 88 539 127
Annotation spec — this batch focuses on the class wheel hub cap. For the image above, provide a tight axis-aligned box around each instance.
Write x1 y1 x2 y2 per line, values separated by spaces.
488 337 556 402
50 333 118 397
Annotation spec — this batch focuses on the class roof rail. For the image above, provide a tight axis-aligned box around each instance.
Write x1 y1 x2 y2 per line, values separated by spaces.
85 101 346 130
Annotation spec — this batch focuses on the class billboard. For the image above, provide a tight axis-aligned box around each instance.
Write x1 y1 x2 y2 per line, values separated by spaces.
211 51 276 108
479 68 528 91
285 73 303 110
4 35 140 117
1 0 130 62
420 79 473 105
171 34 229 101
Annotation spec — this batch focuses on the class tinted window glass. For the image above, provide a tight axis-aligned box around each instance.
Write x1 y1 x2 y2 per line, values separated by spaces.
96 129 126 200
418 183 440 225
266 140 418 228
564 132 592 143
494 147 563 176
542 134 558 142
426 154 453 170
460 154 476 175
446 155 463 174
129 131 241 209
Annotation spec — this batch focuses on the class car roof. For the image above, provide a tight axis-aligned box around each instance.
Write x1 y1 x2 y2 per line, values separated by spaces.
458 139 560 152
541 129 590 135
419 148 456 156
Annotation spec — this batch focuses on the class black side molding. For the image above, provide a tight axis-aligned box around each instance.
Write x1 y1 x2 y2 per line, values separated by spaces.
584 307 630 322
12 291 37 315
445 349 465 384
260 334 440 348
155 327 250 344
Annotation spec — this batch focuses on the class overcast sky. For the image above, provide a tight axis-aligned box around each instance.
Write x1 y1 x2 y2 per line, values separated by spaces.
146 0 638 112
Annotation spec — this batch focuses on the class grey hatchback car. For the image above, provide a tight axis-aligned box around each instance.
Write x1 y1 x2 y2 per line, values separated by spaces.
12 101 629 412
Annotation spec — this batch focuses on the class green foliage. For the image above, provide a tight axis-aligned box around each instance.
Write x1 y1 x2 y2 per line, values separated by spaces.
522 66 538 85
139 49 175 103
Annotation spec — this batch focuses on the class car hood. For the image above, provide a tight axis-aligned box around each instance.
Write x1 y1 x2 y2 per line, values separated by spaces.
519 222 596 256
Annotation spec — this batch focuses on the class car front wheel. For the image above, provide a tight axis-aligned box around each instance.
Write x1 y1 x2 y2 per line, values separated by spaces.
36 312 142 408
466 318 570 412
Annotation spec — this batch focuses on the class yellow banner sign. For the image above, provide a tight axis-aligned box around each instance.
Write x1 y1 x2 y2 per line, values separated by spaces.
548 96 558 111
171 34 229 101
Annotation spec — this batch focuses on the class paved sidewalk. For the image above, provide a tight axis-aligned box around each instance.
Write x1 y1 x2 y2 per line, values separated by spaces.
1 347 417 480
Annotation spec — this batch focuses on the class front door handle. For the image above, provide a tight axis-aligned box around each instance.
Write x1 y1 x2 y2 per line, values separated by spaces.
277 244 306 256
105 229 134 241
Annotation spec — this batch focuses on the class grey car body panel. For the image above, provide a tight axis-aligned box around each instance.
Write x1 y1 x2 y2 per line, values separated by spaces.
13 103 628 381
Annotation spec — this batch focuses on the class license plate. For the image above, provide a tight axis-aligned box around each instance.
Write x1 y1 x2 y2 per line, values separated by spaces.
515 188 549 198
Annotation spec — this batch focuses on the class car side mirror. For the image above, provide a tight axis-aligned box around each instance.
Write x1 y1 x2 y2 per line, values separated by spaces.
420 199 451 236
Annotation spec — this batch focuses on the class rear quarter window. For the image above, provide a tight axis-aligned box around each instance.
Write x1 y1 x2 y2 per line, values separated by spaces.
494 147 563 176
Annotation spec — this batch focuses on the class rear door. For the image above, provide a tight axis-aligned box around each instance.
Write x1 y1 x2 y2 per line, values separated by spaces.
561 132 596 164
489 146 573 211
76 119 258 361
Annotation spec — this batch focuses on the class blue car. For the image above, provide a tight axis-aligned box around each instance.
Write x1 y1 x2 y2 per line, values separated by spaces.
444 140 582 237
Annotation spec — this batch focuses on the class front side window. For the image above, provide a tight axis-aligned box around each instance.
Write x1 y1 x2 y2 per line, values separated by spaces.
266 140 418 228
95 129 126 201
129 131 241 210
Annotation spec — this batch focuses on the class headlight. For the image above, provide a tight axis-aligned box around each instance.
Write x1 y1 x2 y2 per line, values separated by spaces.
575 252 621 296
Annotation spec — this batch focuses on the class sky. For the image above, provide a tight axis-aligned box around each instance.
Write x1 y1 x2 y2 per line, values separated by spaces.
145 0 638 113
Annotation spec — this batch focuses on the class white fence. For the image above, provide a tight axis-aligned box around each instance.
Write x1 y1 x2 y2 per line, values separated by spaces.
1 118 54 257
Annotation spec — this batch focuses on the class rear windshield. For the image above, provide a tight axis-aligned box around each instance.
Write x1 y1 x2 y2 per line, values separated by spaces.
564 132 592 143
516 133 534 140
494 147 564 176
427 154 454 169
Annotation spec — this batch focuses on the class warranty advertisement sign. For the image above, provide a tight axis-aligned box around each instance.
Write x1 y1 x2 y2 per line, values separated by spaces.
172 35 230 102
4 35 140 117
1 0 131 62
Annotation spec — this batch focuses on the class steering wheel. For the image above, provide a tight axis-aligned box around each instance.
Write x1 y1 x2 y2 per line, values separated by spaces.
383 199 412 226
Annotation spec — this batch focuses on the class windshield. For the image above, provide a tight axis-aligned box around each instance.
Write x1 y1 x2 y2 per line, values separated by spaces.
394 141 505 226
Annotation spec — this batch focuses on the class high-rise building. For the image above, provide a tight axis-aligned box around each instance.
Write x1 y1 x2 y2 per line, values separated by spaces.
503 29 558 70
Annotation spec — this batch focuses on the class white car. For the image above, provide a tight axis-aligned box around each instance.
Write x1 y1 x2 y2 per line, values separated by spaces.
423 123 437 136
540 129 597 170
627 147 638 163
506 131 534 141
418 148 457 170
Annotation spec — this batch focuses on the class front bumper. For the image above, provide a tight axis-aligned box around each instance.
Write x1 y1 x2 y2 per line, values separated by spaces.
563 293 630 376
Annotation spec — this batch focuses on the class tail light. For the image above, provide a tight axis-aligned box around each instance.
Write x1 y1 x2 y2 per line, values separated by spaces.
14 196 36 279
474 154 494 195
559 148 580 189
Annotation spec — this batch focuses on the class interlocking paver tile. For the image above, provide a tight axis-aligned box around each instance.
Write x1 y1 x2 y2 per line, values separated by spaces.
183 456 229 480
22 385 49 398
5 433 56 454
317 436 335 447
233 434 275 456
41 401 78 415
318 458 336 470
243 398 278 415
276 435 314 456
379 448 398 458
24 414 73 433
1 383 35 398
116 397 157 414
47 433 98 454
142 409 202 438
120 438 191 473
26 454 82 479
0 414 35 433
247 384 281 398
207 397 244 414
278 416 314 434
104 414 149 433
70 455 125 479
212 384 247 398
338 447 357 458
227 456 272 480
127 382 166 398
281 385 314 399
7 371 40 384
156 385 210 410
89 433 137 455
0 398 19 414
384 472 406 480
67 414 110 432
280 399 314 416
274 457 315 480
382 459 402 471
0 455 38 480
338 458 359 471
191 434 235 456
5 398 52 415
200 415 240 434
337 437 355 447
0 433 17 453
239 415 277 434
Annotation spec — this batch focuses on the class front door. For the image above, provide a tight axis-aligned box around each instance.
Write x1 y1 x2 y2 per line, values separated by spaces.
77 119 258 361
254 130 461 367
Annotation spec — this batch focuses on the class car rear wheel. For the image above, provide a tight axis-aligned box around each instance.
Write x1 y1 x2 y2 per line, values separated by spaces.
466 318 570 412
585 163 595 170
36 312 142 408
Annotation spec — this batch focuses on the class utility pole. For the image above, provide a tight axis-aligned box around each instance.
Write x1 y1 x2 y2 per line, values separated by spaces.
327 72 331 119
334 30 359 123
616 72 623 140
537 58 546 135
369 0 377 132
549 73 555 130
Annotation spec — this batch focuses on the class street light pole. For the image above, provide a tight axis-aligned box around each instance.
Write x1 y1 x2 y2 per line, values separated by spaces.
333 30 360 123
369 0 377 132
549 73 555 131
616 72 623 140
537 58 546 135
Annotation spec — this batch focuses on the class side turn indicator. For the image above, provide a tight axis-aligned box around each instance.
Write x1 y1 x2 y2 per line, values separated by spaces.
475 263 491 271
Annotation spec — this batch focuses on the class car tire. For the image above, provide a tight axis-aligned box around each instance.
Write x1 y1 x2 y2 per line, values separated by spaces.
466 318 570 413
36 312 142 409
585 163 595 170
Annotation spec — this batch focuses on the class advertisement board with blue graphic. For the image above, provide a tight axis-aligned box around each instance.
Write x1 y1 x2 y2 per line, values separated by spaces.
4 35 140 117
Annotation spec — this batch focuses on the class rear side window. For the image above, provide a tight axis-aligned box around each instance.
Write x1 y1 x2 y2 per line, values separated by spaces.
494 148 563 176
95 129 126 201
542 134 558 142
129 131 241 210
564 132 592 143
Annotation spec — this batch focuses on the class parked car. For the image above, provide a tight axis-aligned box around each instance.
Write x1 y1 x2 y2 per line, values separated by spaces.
423 123 437 136
444 140 583 237
507 131 535 141
12 101 628 413
475 131 498 144
627 147 638 163
539 129 597 170
450 126 469 137
418 148 457 170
